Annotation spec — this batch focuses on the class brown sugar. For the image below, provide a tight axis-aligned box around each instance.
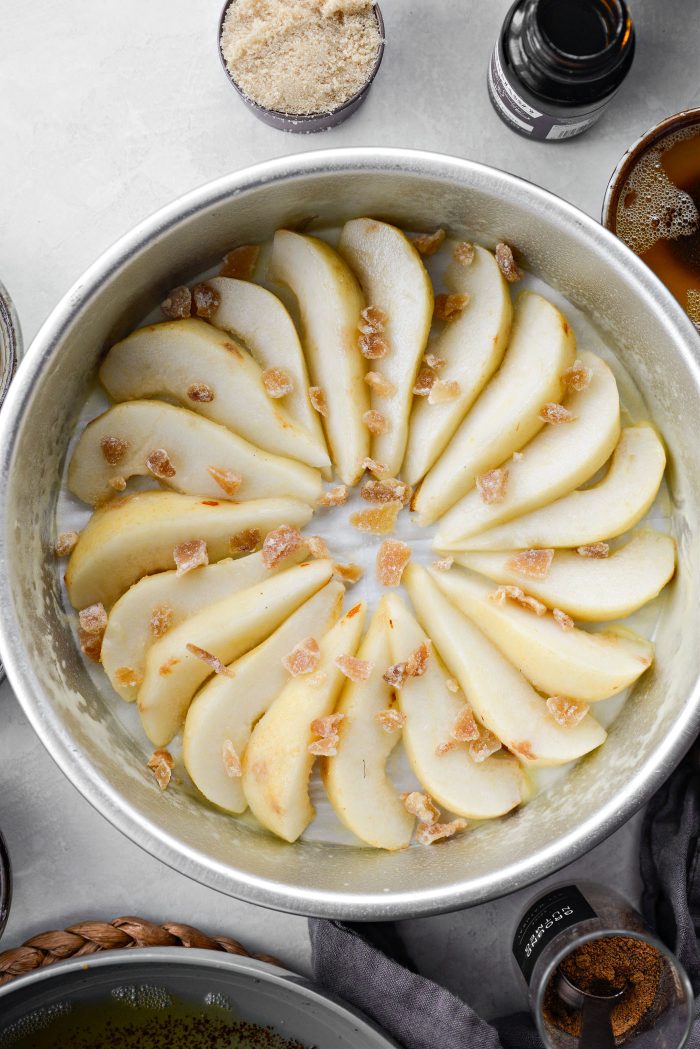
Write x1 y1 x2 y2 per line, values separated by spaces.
544 935 663 1039
220 0 382 117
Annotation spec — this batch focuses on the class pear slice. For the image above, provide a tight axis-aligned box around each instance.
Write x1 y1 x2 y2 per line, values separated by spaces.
454 426 666 552
242 602 367 842
322 598 414 850
206 277 328 458
403 565 606 766
102 548 309 702
99 318 329 470
435 352 620 549
384 592 524 816
454 530 676 622
338 218 433 476
268 230 369 485
68 400 322 507
183 580 344 813
403 245 513 485
65 491 313 609
413 291 576 525
429 566 653 702
138 559 334 747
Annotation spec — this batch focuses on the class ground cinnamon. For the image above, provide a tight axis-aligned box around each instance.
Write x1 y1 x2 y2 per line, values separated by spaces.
544 935 662 1039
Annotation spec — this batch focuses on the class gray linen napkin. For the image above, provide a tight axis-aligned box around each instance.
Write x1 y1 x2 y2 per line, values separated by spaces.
310 740 700 1049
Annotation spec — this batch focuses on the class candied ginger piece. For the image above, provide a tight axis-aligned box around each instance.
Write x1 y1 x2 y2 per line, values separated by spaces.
376 539 411 587
308 713 345 757
359 304 387 334
428 378 461 404
562 359 592 392
577 542 609 558
146 448 176 479
436 741 459 756
413 367 436 396
470 729 502 763
490 585 547 616
539 402 576 424
506 548 554 579
306 535 329 559
359 331 388 359
333 562 363 584
207 466 242 497
147 748 174 791
115 666 141 688
187 382 214 403
476 467 509 505
361 456 389 478
186 643 234 677
78 601 107 662
416 819 467 845
108 477 127 492
546 695 589 727
229 528 261 553
434 293 469 321
383 661 408 689
454 241 475 266
349 501 402 536
222 739 242 778
79 602 107 636
161 285 191 319
424 351 447 370
451 704 480 743
54 531 79 557
282 636 320 676
317 485 348 508
364 371 397 397
262 368 294 399
363 409 389 435
553 608 574 631
407 641 431 678
220 244 260 280
262 524 304 569
362 477 411 506
432 556 453 571
401 791 440 823
335 654 373 682
100 435 128 465
309 386 329 417
192 281 221 319
150 604 174 639
411 228 446 256
174 538 208 575
376 708 407 732
495 242 522 282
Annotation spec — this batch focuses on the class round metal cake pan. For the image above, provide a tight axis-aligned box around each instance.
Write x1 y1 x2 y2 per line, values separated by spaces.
0 948 398 1047
1 149 699 919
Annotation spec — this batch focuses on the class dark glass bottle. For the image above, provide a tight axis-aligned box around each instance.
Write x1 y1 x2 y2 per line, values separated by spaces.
488 0 635 142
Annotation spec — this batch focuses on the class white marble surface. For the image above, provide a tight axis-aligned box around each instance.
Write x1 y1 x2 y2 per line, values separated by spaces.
0 0 695 1022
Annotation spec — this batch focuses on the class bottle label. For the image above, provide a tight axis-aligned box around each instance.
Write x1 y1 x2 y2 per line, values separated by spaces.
488 44 602 141
513 885 598 983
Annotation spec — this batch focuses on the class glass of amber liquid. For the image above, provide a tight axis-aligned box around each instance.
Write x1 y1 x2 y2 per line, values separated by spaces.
603 107 700 331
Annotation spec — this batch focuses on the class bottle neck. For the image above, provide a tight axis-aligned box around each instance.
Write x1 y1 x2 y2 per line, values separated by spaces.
507 0 635 105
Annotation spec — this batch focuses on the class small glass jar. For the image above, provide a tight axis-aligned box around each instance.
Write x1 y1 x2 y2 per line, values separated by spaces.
488 0 635 142
513 882 693 1048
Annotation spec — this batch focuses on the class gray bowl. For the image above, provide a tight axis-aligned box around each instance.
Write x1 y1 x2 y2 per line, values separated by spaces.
1 149 699 919
0 948 397 1047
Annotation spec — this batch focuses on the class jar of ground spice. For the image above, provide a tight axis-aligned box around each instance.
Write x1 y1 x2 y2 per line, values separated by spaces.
218 0 385 132
513 883 693 1047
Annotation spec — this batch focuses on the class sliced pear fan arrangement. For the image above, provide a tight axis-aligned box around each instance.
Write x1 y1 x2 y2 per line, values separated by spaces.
57 219 675 851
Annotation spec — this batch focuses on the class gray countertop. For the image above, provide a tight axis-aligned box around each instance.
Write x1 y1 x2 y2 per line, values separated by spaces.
0 0 696 1022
